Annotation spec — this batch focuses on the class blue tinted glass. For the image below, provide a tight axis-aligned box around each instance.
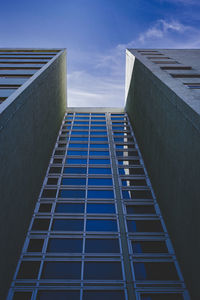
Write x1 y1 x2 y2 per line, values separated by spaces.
75 113 89 115
89 151 109 156
67 150 87 155
131 241 168 254
47 238 82 253
87 203 115 213
113 132 124 136
65 117 73 120
66 158 87 164
90 144 108 148
86 220 117 231
59 190 85 198
73 126 89 129
69 143 88 148
71 131 88 135
63 167 87 174
88 190 114 198
56 203 84 213
91 121 106 125
52 219 84 231
91 117 105 120
88 178 112 186
84 262 122 279
61 178 86 185
90 131 107 135
85 239 119 253
37 290 80 300
91 113 105 115
89 159 110 165
74 121 89 124
83 290 125 300
111 117 124 120
89 168 111 174
90 137 108 141
91 126 106 130
112 126 124 130
41 262 81 279
127 220 163 232
122 190 152 199
70 137 88 141
115 144 124 149
75 117 89 119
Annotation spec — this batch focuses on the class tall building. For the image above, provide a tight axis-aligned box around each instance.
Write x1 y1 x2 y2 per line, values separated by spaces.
1 48 197 299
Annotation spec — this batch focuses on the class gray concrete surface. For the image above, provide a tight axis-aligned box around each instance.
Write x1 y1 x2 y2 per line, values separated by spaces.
125 49 200 300
0 49 66 299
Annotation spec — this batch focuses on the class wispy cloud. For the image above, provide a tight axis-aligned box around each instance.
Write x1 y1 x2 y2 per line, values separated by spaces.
68 19 200 107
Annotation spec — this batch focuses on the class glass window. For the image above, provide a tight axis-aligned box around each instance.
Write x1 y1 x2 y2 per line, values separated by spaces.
41 262 81 279
89 159 110 165
83 290 125 300
31 219 50 231
69 143 88 148
91 113 105 116
41 189 57 198
53 158 63 164
67 150 87 156
39 203 52 212
118 167 145 175
74 121 89 124
133 262 179 280
37 290 80 300
88 178 112 186
126 205 156 214
87 203 115 213
13 292 32 300
47 238 82 253
71 131 88 135
61 178 86 185
84 262 122 280
75 113 89 115
90 131 107 135
116 150 138 157
86 219 117 231
75 117 89 120
27 239 44 252
122 190 153 199
90 137 108 141
89 151 109 156
122 179 147 187
118 159 140 166
89 167 111 174
85 239 119 253
66 158 87 164
91 117 105 120
140 293 184 300
87 190 114 199
59 189 85 198
73 126 89 130
132 240 168 253
55 203 84 213
52 219 84 231
46 178 58 185
70 137 88 141
63 167 87 174
127 220 163 232
90 143 108 148
91 126 106 130
17 261 40 279
91 121 106 125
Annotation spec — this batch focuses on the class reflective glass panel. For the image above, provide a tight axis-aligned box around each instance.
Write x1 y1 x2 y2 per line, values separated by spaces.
127 220 163 232
41 262 81 279
90 137 108 141
84 262 122 280
52 219 84 231
83 290 125 300
86 219 117 231
132 240 168 253
89 167 111 174
55 203 84 213
89 151 109 156
85 239 119 253
47 238 83 253
61 178 86 185
133 262 179 280
37 290 80 300
90 144 108 148
63 167 87 174
87 203 115 213
89 159 110 165
66 158 87 164
87 190 114 198
88 178 112 186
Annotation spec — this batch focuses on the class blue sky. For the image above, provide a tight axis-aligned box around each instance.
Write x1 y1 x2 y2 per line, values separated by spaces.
1 0 200 107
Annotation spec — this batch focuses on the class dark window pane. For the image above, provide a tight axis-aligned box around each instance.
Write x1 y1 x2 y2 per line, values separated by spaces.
59 189 85 198
66 158 87 164
133 262 179 280
70 137 88 141
90 137 108 141
37 290 80 300
39 203 52 212
17 261 40 279
132 240 168 254
31 219 50 231
41 262 81 279
118 159 140 165
13 292 32 300
127 220 163 232
88 178 112 186
47 238 82 253
122 179 147 187
126 205 156 214
41 189 57 198
87 203 115 214
27 239 44 252
67 150 87 155
90 144 108 148
85 239 120 253
71 131 88 135
89 168 111 174
122 190 153 199
47 178 58 185
53 158 63 164
69 143 88 148
141 293 184 300
87 190 114 199
61 178 86 185
89 151 109 156
83 290 125 300
86 219 117 231
89 159 110 165
63 167 87 174
84 262 122 280
55 203 84 213
52 219 84 231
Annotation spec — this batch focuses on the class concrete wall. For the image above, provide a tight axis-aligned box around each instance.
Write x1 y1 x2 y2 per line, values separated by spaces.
126 57 200 299
0 50 66 299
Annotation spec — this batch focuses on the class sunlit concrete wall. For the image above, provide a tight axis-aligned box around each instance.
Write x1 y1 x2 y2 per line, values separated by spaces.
0 49 66 299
